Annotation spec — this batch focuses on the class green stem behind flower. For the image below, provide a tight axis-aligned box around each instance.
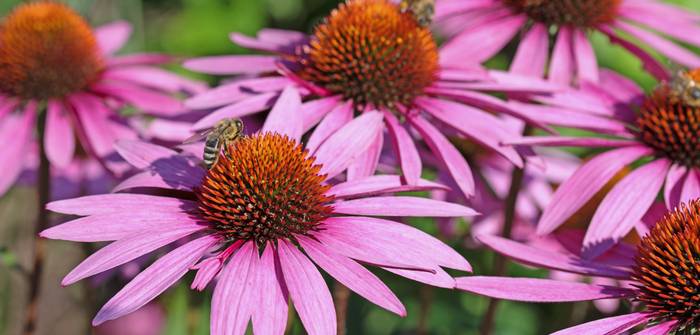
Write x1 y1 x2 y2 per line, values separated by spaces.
334 281 351 335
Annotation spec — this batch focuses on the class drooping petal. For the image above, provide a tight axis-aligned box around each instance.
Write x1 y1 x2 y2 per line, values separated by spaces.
510 23 548 77
62 224 206 285
95 21 132 55
103 66 207 94
681 169 700 205
315 111 384 180
346 129 383 180
210 242 258 335
193 92 279 130
329 175 449 199
185 77 290 110
0 106 35 196
384 112 421 185
572 29 599 83
183 55 278 75
69 94 117 157
583 159 670 259
91 82 184 116
633 321 678 335
306 101 353 154
664 164 686 209
551 312 650 335
455 277 635 302
277 240 336 335
301 96 343 132
440 15 525 65
382 266 455 289
92 235 218 325
47 194 194 216
409 115 475 198
44 100 75 168
252 244 288 335
262 86 302 141
549 26 575 85
114 140 178 169
298 236 406 316
333 196 477 217
538 146 653 235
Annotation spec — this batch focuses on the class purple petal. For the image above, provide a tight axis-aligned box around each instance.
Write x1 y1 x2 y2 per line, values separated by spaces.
477 235 630 279
507 101 628 135
549 26 574 85
538 145 652 235
107 53 172 67
634 321 677 335
91 82 184 116
62 224 206 285
510 23 548 77
95 21 132 55
320 216 471 271
306 101 352 153
186 77 289 109
615 21 700 68
210 242 258 335
329 175 449 199
44 101 74 168
183 55 278 75
681 169 700 205
551 312 650 335
298 235 406 316
583 159 670 259
384 112 421 185
103 66 206 94
440 14 524 64
455 276 634 302
69 94 117 157
598 25 669 81
114 140 177 169
193 92 279 130
277 240 336 335
301 96 343 132
47 194 194 216
572 29 598 83
346 129 383 180
252 244 288 335
315 111 383 180
505 136 638 148
262 86 303 141
333 196 477 217
92 235 217 325
382 266 455 289
0 106 35 196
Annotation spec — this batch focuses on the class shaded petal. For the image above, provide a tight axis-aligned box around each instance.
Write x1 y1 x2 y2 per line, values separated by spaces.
92 235 217 325
510 23 548 77
114 140 177 169
615 21 700 68
572 28 598 83
91 82 184 116
382 266 455 288
455 276 634 302
183 55 278 75
62 224 205 285
681 169 700 205
301 96 343 132
665 164 687 209
583 159 670 259
538 146 652 235
329 175 449 199
306 101 352 154
384 112 421 185
315 111 384 180
262 86 303 141
277 240 336 335
194 92 279 130
95 21 132 55
0 106 35 195
211 242 258 335
409 115 475 198
69 94 117 157
186 77 289 109
598 25 669 81
505 136 638 148
440 14 524 65
103 66 206 94
333 196 477 217
549 26 575 85
298 235 406 316
346 128 383 180
45 101 74 168
252 244 288 335
634 321 677 335
551 312 650 335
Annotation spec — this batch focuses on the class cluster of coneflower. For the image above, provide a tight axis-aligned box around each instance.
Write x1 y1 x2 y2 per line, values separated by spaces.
3 0 700 334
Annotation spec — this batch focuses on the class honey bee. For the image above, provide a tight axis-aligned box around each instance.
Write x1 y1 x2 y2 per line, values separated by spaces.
400 0 435 27
184 119 245 169
667 68 700 107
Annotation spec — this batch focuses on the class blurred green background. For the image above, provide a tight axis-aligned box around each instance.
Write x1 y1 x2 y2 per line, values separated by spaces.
0 0 699 334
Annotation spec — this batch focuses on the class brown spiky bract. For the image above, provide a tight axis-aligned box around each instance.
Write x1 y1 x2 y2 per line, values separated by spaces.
633 200 700 332
196 133 334 246
297 0 438 110
502 0 622 27
0 2 103 100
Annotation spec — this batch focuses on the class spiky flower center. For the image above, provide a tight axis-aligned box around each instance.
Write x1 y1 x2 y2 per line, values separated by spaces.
0 2 103 100
633 199 700 332
637 71 700 168
195 133 334 246
297 0 439 110
502 0 622 27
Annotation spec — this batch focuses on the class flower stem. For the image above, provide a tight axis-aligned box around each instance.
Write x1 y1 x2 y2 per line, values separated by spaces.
23 110 51 335
333 281 350 335
416 285 434 335
479 150 527 335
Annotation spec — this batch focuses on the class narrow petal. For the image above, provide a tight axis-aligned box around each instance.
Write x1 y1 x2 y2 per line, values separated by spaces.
615 21 700 68
92 235 217 325
583 159 670 259
333 196 477 217
262 86 303 141
183 55 278 75
298 236 406 316
409 115 475 198
634 321 677 335
114 140 177 169
186 77 289 109
0 106 35 196
193 92 279 130
91 82 184 116
510 23 548 77
62 224 205 285
477 235 630 279
315 111 384 180
320 216 471 271
277 240 336 335
211 242 258 335
47 194 194 216
252 244 288 335
346 129 383 180
69 94 117 157
103 66 206 94
383 266 455 289
95 21 132 55
455 277 634 302
598 25 669 81
538 146 652 235
384 112 421 185
44 101 75 168
440 15 524 65
681 169 700 205
301 96 343 132
549 26 575 85
505 136 638 148
551 313 650 335
572 29 599 83
329 175 449 199
306 101 352 154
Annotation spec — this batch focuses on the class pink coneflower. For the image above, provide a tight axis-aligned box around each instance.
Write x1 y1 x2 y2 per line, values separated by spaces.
435 0 700 84
0 2 204 196
456 200 700 334
42 113 476 334
184 0 557 199
507 68 700 259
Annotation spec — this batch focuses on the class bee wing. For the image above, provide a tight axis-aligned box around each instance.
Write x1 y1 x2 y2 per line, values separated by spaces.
183 128 214 144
